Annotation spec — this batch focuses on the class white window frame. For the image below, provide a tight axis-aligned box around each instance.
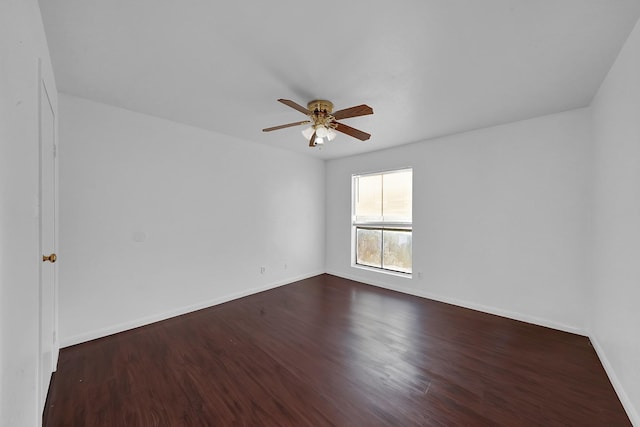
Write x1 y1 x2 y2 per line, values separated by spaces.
351 168 413 276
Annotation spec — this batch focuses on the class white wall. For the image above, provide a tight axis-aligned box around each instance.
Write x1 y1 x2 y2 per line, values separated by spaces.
0 0 58 425
58 94 325 346
590 17 640 425
326 109 591 334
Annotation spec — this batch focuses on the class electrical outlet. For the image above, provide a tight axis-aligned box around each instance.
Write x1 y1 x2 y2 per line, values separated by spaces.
260 266 266 274
284 264 288 270
417 272 423 279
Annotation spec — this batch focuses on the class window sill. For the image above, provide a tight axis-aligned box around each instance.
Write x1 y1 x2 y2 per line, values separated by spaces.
352 263 413 279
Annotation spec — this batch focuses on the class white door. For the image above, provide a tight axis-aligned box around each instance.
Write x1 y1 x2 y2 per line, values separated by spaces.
39 75 57 414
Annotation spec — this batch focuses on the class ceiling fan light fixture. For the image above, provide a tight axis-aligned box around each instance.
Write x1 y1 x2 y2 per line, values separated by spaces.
315 125 328 138
315 137 324 145
326 127 337 141
301 126 314 139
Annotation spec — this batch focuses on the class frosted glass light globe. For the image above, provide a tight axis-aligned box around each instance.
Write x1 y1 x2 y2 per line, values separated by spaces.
315 126 328 138
301 126 314 139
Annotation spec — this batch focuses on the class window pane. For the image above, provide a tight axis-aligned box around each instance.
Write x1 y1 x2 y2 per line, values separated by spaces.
382 230 412 273
355 175 382 221
356 228 382 268
382 170 412 222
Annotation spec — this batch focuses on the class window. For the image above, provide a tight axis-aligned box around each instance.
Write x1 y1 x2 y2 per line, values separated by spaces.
352 168 412 274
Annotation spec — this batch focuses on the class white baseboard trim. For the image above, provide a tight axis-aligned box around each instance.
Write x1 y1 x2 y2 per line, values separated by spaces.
589 334 640 427
60 271 324 348
325 270 586 336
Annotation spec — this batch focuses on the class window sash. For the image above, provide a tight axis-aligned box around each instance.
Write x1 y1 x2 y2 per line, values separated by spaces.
355 226 412 274
353 168 412 224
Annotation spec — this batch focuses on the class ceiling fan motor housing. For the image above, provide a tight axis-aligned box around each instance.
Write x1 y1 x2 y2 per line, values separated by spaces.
307 100 336 130
307 100 333 114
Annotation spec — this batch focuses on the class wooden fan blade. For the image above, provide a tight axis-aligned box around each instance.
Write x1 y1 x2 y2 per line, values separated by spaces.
335 122 371 141
278 99 310 115
309 131 317 147
262 120 310 132
332 104 373 120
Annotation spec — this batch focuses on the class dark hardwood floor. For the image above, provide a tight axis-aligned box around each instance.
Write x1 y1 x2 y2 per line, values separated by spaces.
43 274 630 426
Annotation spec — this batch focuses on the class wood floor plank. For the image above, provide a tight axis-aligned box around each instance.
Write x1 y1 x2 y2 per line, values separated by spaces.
44 274 631 426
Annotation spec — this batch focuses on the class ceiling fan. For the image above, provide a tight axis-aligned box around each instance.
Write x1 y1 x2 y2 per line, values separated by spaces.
263 99 374 147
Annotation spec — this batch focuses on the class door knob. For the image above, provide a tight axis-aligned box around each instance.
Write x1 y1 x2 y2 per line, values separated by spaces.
43 253 57 263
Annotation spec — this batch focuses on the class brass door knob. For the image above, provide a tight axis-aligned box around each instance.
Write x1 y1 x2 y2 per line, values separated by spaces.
43 253 57 263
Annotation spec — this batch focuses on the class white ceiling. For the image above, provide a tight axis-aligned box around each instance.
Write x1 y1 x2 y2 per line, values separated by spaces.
39 0 640 159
